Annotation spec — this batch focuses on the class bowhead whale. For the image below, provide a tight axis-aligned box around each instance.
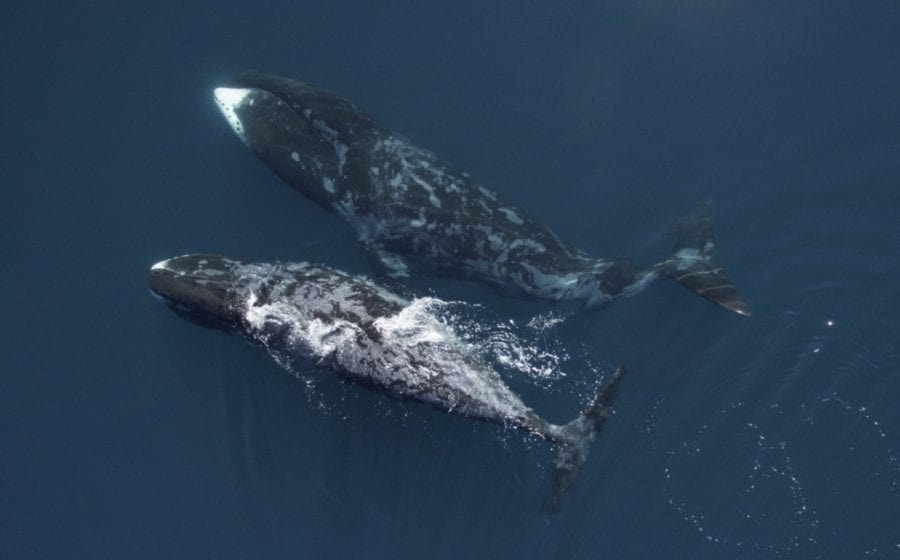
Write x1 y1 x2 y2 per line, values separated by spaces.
213 72 750 315
149 254 625 509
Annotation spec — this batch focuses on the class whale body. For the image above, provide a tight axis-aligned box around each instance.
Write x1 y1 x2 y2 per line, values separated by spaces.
213 72 750 315
149 254 625 508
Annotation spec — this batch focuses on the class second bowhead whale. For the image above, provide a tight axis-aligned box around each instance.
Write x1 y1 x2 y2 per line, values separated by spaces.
214 72 750 315
149 254 625 509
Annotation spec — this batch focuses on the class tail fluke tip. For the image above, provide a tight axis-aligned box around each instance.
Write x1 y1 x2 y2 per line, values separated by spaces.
661 201 751 317
548 365 625 511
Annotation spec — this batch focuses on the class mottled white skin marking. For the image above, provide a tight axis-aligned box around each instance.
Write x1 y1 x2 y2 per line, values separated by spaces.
195 258 556 432
213 87 252 141
214 75 672 309
221 75 748 313
151 259 169 271
310 118 349 175
343 134 654 306
498 208 524 225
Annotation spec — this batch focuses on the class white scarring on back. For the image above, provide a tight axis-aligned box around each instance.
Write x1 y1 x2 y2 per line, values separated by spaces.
233 262 530 421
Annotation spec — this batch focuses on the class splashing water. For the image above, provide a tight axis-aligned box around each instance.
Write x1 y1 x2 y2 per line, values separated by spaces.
239 275 581 422
431 305 575 385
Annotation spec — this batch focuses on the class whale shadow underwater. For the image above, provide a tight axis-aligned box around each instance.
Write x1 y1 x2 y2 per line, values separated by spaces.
213 71 751 316
149 255 625 510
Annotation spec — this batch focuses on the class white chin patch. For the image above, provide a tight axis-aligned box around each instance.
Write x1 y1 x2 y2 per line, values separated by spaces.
213 87 253 142
151 259 171 271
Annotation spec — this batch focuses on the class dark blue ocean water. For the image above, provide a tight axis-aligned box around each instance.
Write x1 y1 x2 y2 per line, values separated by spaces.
3 2 898 558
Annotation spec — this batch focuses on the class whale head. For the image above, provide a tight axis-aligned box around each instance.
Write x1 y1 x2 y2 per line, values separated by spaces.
149 255 244 332
213 71 382 205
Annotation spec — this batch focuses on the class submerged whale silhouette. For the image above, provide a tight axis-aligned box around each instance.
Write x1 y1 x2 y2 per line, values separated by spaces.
213 71 750 316
149 254 625 509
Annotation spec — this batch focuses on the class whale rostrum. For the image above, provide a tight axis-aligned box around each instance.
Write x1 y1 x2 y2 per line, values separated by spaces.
214 72 750 316
149 254 625 509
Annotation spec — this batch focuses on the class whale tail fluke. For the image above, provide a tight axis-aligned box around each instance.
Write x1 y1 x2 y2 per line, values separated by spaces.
657 199 751 316
548 364 625 511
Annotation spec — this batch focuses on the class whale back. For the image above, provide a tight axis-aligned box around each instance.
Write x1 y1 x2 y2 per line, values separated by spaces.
227 261 533 422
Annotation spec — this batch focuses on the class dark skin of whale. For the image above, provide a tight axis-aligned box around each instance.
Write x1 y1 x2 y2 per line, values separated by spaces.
214 72 751 316
149 254 625 510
